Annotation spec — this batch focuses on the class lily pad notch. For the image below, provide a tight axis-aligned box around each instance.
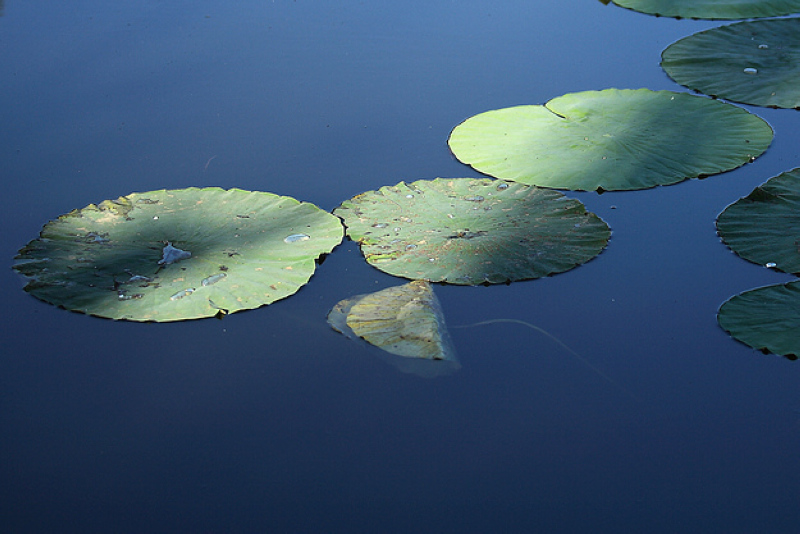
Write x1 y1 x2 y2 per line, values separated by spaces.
13 187 344 322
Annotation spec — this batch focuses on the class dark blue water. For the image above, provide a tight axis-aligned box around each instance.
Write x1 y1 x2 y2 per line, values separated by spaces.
2 1 799 532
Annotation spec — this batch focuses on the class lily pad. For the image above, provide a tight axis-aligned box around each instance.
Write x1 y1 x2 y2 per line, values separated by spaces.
13 187 343 321
718 282 800 359
334 178 610 285
611 0 800 19
716 168 800 274
327 280 460 377
448 89 772 192
662 18 800 109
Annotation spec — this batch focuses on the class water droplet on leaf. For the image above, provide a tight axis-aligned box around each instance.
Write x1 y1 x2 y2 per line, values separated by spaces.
284 233 310 243
86 232 109 244
201 273 227 286
170 288 195 300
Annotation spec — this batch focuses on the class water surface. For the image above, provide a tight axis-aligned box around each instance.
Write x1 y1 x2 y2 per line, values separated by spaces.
1 1 799 532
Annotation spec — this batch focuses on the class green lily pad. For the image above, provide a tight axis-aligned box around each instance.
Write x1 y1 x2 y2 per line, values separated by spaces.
662 18 800 109
716 168 800 274
327 280 460 377
611 0 800 19
334 178 610 285
13 187 343 321
718 282 800 360
448 89 772 192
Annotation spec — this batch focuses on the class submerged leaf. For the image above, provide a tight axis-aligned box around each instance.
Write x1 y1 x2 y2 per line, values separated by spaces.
335 178 610 285
717 168 800 275
662 18 800 109
327 281 460 377
718 282 800 360
13 187 344 321
448 89 772 191
611 0 800 19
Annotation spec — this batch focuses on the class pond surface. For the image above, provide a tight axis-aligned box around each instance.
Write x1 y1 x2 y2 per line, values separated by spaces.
2 1 799 532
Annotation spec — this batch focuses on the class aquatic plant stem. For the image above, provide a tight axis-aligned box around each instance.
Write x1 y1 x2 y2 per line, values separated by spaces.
456 319 638 401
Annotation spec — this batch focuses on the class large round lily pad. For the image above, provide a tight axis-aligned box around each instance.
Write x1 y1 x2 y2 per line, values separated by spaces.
718 282 800 360
13 187 344 321
334 178 610 285
717 168 800 274
448 89 772 192
662 18 800 109
611 0 800 19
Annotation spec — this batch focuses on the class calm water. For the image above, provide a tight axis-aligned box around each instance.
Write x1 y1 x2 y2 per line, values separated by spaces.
2 1 799 532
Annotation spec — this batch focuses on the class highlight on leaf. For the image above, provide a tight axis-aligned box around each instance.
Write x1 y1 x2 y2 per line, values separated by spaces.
448 88 772 191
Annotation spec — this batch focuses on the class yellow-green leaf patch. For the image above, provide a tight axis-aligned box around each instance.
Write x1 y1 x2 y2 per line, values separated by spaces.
448 89 772 192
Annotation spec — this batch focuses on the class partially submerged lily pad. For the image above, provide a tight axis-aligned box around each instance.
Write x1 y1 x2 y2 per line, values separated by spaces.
718 282 800 360
611 0 800 19
448 88 772 191
327 280 460 377
14 187 343 321
716 168 800 274
334 178 610 285
662 18 800 109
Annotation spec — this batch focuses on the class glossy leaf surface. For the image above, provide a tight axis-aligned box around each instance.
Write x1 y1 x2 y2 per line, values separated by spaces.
662 18 800 109
448 89 772 191
717 168 800 274
718 282 800 359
